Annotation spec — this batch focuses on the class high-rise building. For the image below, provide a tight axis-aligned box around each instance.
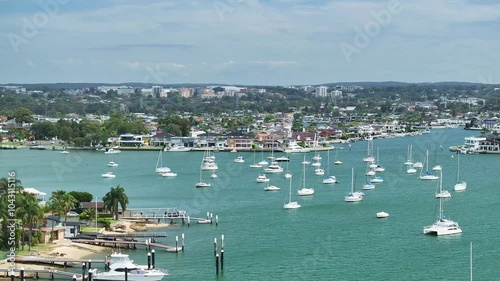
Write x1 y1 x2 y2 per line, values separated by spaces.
315 86 328 97
152 86 163 96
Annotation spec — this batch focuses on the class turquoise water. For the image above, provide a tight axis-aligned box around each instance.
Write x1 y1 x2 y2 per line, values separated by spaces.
1 129 499 280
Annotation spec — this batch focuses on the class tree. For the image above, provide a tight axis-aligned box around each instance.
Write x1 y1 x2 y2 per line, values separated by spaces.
68 191 93 208
49 191 77 226
17 194 43 251
12 107 34 124
102 185 129 220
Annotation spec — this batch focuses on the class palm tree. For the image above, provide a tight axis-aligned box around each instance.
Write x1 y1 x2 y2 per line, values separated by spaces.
0 177 23 250
49 191 77 226
17 194 43 251
102 185 129 220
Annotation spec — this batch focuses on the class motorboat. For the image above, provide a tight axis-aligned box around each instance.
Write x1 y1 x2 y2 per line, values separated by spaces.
302 160 311 165
195 182 211 188
363 182 376 190
161 172 177 177
334 160 343 165
432 165 442 171
376 212 389 218
165 145 191 152
370 176 384 183
284 171 292 179
91 252 167 281
104 148 121 154
264 185 280 191
234 156 245 163
284 142 311 153
312 153 322 161
366 170 376 176
314 168 325 176
406 166 417 174
60 150 69 154
210 173 218 179
311 161 321 167
274 156 290 162
101 172 116 178
264 163 283 173
413 162 423 168
197 219 212 224
322 176 337 184
108 161 118 167
250 163 263 168
230 148 237 153
258 160 269 166
256 174 270 183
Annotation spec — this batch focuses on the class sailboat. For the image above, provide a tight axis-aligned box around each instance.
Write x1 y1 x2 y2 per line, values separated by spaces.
363 175 375 190
363 137 375 162
345 168 363 202
454 153 467 191
404 144 413 165
284 176 301 209
250 149 263 168
423 191 462 235
406 147 417 174
297 160 314 196
195 154 211 188
258 148 268 166
374 147 385 172
155 150 171 173
284 160 292 179
419 150 439 180
323 149 337 184
432 149 442 171
435 170 451 198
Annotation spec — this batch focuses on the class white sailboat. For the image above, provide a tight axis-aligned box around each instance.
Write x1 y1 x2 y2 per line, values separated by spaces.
250 149 263 168
419 150 439 180
155 150 171 173
264 184 280 191
284 176 301 209
435 170 451 198
234 156 245 163
345 168 363 202
363 137 375 162
323 150 337 184
195 155 211 188
258 149 269 166
363 175 375 190
297 160 314 196
454 153 467 191
432 149 442 171
404 144 414 165
374 147 385 172
423 192 462 236
201 149 218 171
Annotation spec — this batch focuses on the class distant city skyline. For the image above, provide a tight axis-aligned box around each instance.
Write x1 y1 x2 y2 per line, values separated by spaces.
1 0 500 85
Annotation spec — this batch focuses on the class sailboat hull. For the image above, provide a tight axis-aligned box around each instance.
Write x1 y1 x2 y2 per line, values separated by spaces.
454 182 467 191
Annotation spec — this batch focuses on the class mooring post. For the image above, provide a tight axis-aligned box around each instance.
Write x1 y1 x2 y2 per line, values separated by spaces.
215 215 219 226
9 270 14 281
187 216 190 227
210 213 213 224
20 268 24 281
206 212 209 219
88 259 92 270
147 252 151 270
215 254 220 275
124 267 128 281
175 236 178 252
72 274 77 281
82 262 86 278
214 238 217 256
221 234 224 251
151 249 155 269
221 249 224 271
88 271 92 281
181 233 185 252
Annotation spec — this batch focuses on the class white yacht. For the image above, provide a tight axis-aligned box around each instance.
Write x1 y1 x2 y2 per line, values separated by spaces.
435 170 451 198
60 150 69 154
370 176 384 183
323 176 337 184
284 176 301 209
195 181 211 188
419 150 439 180
264 184 280 191
104 148 121 154
91 252 168 281
284 171 292 179
201 154 218 171
155 150 171 173
108 161 119 167
297 160 314 196
284 142 311 153
314 168 325 176
413 162 423 168
165 144 191 152
376 212 389 218
234 156 245 163
101 172 116 178
161 172 177 177
264 162 283 173
256 174 270 183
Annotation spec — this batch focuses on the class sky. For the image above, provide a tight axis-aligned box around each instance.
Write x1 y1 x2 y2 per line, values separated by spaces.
1 0 500 85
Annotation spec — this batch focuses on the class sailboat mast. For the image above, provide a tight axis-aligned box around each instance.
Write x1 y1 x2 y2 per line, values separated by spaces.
457 153 460 182
289 175 292 203
303 162 306 188
351 168 354 193
470 241 473 281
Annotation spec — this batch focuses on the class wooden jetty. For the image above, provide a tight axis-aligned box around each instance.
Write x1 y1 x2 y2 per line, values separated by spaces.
71 239 182 252
97 232 167 239
0 268 84 280
13 257 105 267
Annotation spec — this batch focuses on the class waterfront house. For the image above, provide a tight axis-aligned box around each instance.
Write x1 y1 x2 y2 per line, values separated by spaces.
226 136 254 149
118 133 150 147
150 131 175 147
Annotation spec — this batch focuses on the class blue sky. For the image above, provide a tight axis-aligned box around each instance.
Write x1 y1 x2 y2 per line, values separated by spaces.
1 0 499 85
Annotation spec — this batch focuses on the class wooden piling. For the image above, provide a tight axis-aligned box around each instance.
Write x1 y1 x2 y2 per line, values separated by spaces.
215 254 220 275
151 249 155 269
147 252 151 270
214 238 217 256
20 268 24 281
181 233 185 252
221 249 224 271
124 267 128 281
